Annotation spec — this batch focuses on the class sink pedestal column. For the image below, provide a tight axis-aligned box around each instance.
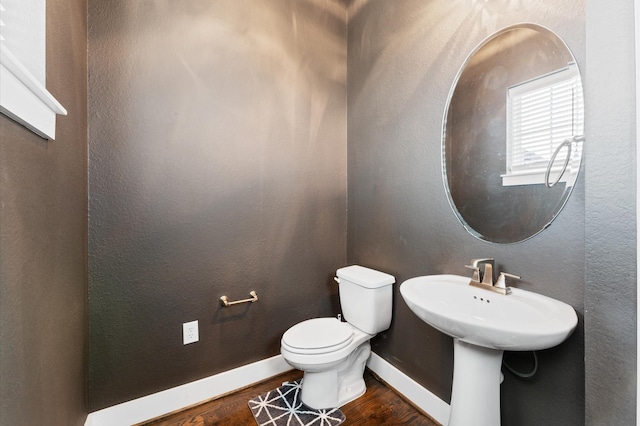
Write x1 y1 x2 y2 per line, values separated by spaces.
449 339 504 426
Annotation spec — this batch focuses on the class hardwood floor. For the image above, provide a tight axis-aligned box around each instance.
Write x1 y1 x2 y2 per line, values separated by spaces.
139 369 440 426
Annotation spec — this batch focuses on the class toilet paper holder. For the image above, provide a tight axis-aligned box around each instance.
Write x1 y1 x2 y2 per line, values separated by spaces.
219 290 259 307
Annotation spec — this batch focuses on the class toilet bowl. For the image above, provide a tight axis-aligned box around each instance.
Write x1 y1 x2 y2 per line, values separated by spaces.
281 317 373 409
280 265 395 410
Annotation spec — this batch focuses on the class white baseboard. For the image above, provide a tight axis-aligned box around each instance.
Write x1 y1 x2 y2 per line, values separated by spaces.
85 352 449 426
85 355 292 426
366 352 450 425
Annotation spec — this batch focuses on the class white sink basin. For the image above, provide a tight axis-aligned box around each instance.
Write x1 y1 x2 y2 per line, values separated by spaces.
400 274 577 351
400 274 578 425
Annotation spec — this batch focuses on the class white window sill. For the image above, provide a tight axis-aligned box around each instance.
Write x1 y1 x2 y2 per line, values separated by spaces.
0 43 66 140
501 169 577 187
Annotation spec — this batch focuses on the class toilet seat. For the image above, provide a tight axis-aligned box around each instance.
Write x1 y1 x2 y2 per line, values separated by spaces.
282 318 353 355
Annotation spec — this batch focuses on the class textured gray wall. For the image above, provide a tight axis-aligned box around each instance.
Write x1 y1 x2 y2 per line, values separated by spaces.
347 1 586 425
88 0 347 410
585 0 637 424
0 0 88 424
0 0 632 423
83 0 637 422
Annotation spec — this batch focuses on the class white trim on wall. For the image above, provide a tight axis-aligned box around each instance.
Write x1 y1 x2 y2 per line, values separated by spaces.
0 1 67 140
84 353 449 426
84 356 292 426
366 352 451 425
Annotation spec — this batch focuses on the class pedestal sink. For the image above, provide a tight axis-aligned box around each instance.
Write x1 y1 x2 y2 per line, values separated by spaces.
400 275 577 426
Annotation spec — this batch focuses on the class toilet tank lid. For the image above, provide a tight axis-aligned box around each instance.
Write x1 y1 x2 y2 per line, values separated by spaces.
336 265 395 288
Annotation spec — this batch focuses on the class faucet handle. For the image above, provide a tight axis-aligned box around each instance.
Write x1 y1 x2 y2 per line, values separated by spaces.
464 264 481 282
496 272 520 292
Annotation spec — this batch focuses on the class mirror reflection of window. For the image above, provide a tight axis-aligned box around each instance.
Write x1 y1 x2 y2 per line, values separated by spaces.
502 62 584 186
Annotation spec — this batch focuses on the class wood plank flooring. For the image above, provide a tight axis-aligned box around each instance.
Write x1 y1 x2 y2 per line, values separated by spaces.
139 369 440 426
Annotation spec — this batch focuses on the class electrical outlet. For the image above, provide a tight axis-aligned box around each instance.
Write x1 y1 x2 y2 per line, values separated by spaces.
183 320 199 345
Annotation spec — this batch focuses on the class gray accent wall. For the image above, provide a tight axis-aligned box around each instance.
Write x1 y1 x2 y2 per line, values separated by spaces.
0 0 88 424
347 0 596 425
348 0 637 424
88 0 347 411
1 0 629 423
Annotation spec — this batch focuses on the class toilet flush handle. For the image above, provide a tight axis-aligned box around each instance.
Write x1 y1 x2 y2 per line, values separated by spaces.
334 276 340 284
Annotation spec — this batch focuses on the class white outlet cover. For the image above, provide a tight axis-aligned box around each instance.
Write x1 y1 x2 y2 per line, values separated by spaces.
183 320 199 345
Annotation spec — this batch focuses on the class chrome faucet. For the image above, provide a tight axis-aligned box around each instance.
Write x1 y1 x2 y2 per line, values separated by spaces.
465 258 519 295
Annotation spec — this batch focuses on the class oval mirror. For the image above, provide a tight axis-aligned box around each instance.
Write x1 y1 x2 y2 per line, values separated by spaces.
443 23 584 244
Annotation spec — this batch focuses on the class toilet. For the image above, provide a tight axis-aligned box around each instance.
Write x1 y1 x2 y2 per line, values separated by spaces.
280 265 395 409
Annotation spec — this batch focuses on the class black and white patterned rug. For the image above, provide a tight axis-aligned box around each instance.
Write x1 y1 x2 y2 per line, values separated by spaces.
248 380 346 426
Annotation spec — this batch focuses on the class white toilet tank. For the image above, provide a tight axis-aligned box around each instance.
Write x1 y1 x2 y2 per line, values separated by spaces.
336 265 395 335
